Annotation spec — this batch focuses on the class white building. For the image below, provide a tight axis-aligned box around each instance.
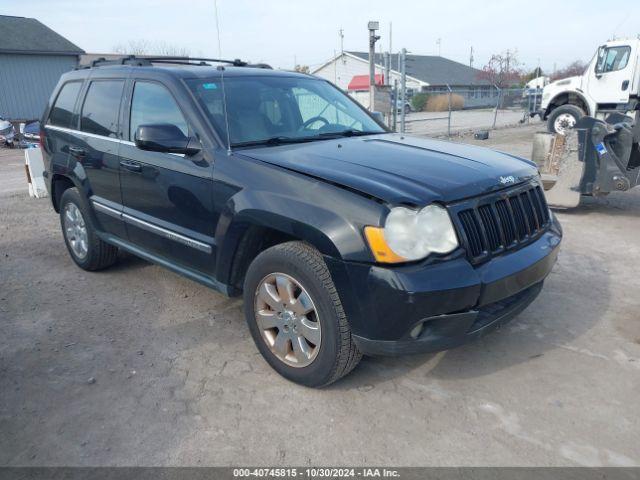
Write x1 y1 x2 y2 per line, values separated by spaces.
312 51 497 109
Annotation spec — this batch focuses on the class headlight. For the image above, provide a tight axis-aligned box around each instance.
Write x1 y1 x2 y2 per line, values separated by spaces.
364 204 458 263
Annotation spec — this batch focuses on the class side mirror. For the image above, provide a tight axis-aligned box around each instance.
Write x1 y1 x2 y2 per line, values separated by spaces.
134 124 200 155
371 111 384 124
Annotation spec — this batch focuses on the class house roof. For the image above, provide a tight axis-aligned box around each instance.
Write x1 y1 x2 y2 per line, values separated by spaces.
347 73 384 90
0 15 84 56
346 51 491 86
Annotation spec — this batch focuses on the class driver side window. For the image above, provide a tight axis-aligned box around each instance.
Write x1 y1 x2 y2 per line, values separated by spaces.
292 87 363 130
130 82 188 140
596 46 631 74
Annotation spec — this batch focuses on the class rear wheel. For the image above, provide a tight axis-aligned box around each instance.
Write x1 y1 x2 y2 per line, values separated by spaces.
547 104 584 135
60 187 118 271
243 241 361 387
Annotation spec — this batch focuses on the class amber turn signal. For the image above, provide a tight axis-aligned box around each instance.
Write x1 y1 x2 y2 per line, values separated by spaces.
364 226 406 264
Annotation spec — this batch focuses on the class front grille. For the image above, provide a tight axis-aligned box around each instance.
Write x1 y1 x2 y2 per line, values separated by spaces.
454 183 550 262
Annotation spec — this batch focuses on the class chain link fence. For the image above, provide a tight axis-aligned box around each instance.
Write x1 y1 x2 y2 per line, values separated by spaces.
393 86 543 137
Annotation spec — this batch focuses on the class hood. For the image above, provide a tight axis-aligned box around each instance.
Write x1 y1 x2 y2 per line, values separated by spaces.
238 134 538 205
545 75 582 92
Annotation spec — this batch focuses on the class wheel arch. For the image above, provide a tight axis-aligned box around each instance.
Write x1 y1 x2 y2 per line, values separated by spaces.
50 174 78 213
544 91 591 118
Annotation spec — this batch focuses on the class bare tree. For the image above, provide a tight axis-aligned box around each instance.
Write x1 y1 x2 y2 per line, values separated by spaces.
476 50 523 88
112 40 190 57
551 60 587 81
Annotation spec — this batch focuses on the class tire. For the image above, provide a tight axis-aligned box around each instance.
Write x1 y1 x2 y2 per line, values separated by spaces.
547 104 584 135
243 241 361 387
59 187 118 271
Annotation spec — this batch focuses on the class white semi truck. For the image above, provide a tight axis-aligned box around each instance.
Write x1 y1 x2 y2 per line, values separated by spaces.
538 38 640 134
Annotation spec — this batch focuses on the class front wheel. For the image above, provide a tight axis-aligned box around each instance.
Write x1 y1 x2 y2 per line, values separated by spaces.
547 104 584 135
243 241 361 387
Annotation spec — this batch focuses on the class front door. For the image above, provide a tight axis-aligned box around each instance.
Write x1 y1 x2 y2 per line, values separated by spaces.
586 43 636 105
118 80 216 275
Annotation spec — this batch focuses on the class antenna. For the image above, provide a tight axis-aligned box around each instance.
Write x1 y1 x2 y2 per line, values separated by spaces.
214 0 223 57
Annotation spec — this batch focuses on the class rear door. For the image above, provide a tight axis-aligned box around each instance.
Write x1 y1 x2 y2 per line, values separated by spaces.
118 79 216 275
76 78 127 237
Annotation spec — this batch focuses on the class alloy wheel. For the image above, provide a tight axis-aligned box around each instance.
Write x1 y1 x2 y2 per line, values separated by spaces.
254 273 321 368
63 203 88 259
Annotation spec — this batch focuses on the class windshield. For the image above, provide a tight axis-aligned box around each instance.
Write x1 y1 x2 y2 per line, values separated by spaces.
187 75 386 148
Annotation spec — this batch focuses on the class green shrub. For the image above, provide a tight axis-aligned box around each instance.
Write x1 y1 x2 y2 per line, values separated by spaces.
411 93 429 112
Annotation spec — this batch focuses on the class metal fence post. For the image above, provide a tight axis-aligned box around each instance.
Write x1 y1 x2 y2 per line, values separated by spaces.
492 85 501 130
392 79 398 132
400 48 407 134
446 84 452 138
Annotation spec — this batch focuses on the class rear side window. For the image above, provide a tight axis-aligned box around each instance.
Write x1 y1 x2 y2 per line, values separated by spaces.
48 82 82 128
129 82 188 140
80 80 125 138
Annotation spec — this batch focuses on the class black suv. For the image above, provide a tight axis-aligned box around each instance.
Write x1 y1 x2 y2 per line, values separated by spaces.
41 57 562 387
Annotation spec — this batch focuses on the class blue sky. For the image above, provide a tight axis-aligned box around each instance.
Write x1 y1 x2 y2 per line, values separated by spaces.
3 0 640 73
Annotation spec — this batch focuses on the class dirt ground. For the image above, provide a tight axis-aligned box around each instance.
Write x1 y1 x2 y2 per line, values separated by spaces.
1 125 639 466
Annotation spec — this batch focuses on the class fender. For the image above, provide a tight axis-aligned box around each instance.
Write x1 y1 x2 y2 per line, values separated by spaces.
214 187 385 285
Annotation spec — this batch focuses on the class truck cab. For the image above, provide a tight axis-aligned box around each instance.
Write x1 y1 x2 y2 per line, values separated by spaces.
540 38 640 134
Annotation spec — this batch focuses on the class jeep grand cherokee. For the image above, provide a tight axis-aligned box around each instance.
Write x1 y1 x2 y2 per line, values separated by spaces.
41 57 562 387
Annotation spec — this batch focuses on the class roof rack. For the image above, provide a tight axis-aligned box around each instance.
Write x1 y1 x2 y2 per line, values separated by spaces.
77 55 272 70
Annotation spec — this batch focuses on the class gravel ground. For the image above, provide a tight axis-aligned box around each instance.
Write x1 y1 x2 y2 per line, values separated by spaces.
1 125 639 466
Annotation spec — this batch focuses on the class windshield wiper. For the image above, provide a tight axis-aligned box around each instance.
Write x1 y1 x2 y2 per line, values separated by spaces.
231 136 314 148
316 130 381 138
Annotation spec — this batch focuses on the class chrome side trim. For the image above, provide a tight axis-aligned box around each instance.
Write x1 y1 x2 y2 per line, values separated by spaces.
91 200 212 254
46 125 185 156
45 124 122 143
92 201 121 218
122 213 212 254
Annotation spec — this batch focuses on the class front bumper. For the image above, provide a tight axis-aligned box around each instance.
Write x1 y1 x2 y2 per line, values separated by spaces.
325 215 562 356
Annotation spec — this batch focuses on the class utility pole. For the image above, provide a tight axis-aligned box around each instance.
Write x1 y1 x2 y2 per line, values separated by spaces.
339 28 345 63
389 22 392 55
436 38 441 56
368 21 380 112
400 48 407 133
384 51 390 86
469 46 474 68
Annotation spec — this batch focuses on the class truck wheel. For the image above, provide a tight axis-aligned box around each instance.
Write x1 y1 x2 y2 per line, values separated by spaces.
59 187 118 271
547 105 584 135
243 241 361 387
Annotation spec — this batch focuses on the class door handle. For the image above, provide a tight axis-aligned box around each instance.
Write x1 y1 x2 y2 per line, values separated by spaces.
120 160 142 172
69 146 86 157
622 80 629 91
